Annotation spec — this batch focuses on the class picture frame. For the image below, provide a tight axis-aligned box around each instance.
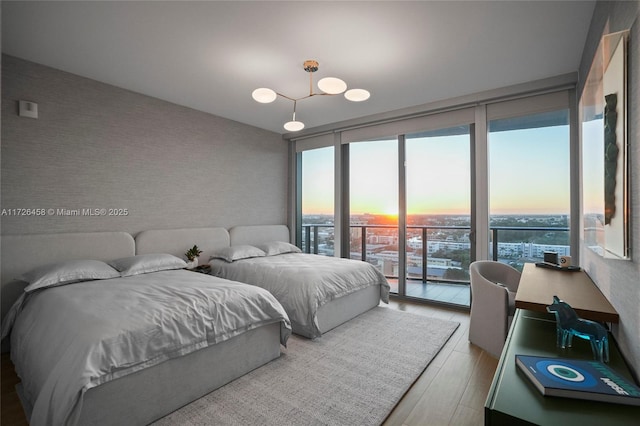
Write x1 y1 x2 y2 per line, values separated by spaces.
581 30 630 260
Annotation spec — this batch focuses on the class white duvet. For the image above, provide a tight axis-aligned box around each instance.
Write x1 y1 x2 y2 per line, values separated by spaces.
209 253 390 338
2 269 291 426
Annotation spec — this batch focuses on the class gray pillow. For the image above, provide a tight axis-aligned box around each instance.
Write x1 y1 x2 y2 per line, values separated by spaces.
20 259 120 293
255 241 302 256
209 245 266 263
110 253 187 277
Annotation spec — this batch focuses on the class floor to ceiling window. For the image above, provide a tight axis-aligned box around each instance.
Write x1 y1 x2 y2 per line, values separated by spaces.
300 146 335 255
488 109 571 270
349 139 399 278
292 88 574 309
405 126 471 305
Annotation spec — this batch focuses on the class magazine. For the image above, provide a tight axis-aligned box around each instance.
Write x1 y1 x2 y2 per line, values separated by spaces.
515 355 640 406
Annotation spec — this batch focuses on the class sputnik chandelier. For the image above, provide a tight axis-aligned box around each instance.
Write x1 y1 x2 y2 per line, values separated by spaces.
252 60 370 132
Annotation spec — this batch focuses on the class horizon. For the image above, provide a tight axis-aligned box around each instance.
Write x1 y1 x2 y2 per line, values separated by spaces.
302 212 570 217
302 123 571 218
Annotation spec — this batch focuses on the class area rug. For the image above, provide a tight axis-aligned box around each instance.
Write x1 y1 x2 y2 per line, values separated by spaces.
153 307 459 426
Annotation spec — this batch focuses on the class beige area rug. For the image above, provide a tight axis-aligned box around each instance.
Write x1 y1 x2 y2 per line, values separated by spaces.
154 306 459 426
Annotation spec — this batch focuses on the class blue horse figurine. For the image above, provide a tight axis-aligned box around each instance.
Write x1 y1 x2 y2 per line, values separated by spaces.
546 295 610 363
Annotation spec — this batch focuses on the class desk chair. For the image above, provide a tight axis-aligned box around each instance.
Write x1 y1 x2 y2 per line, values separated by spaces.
469 260 522 358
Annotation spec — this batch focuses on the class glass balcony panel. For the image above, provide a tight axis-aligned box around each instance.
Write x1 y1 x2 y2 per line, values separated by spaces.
300 223 566 308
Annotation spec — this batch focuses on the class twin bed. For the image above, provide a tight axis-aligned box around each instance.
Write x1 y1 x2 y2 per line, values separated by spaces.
211 225 390 338
136 225 389 338
0 225 389 425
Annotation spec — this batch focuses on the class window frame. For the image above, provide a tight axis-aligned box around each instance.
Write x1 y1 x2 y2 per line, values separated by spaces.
290 79 578 307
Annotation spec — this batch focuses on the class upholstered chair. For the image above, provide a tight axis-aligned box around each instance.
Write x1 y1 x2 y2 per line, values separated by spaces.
469 260 522 358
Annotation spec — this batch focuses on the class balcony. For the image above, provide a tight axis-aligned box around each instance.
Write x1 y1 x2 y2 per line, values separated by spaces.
301 223 570 308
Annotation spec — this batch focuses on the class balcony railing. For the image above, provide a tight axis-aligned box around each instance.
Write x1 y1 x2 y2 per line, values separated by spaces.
301 223 570 283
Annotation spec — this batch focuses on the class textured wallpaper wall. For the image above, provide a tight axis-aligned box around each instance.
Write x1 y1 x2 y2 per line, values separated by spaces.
1 55 288 236
578 1 640 375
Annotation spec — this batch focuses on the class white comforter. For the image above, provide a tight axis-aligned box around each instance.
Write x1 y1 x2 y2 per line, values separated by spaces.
2 270 291 426
209 253 390 338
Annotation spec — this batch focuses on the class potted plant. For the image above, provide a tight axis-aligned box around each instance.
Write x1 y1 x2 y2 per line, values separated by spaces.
185 245 203 268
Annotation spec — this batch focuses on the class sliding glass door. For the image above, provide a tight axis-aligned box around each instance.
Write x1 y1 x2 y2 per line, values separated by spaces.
405 126 471 305
300 146 335 255
349 139 399 287
292 90 574 309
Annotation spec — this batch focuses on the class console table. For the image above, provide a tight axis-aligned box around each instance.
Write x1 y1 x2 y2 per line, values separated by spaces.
485 310 639 425
515 263 618 323
485 265 639 425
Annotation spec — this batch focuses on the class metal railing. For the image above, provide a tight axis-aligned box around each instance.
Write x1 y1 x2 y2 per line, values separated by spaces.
301 223 570 282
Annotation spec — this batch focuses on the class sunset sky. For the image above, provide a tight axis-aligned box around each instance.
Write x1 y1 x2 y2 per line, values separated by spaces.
302 123 571 217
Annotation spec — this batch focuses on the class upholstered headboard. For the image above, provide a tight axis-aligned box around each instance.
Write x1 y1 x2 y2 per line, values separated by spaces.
135 227 230 262
1 231 135 326
1 226 286 328
228 225 290 246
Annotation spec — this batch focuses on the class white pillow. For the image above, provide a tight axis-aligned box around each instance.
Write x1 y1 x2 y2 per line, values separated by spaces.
255 241 302 256
209 245 266 263
20 259 120 293
110 253 187 277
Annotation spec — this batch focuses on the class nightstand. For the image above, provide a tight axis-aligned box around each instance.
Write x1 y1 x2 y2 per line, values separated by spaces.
188 264 211 275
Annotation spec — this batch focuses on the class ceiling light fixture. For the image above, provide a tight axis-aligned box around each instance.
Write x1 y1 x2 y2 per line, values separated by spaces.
252 60 370 132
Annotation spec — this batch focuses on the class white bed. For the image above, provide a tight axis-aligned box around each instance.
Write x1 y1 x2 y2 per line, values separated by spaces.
0 230 290 426
210 225 390 338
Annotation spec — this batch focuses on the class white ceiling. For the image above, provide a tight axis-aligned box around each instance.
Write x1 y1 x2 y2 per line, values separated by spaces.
2 1 596 134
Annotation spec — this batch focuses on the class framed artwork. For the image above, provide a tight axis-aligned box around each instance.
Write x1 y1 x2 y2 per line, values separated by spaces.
581 30 630 260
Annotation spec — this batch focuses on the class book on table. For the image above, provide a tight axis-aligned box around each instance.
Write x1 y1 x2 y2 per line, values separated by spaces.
515 355 640 406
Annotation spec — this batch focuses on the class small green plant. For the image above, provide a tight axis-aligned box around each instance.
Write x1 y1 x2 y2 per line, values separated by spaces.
185 245 203 261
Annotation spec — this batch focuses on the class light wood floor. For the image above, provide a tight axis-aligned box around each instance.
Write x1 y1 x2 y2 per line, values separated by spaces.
1 299 497 425
382 299 498 426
